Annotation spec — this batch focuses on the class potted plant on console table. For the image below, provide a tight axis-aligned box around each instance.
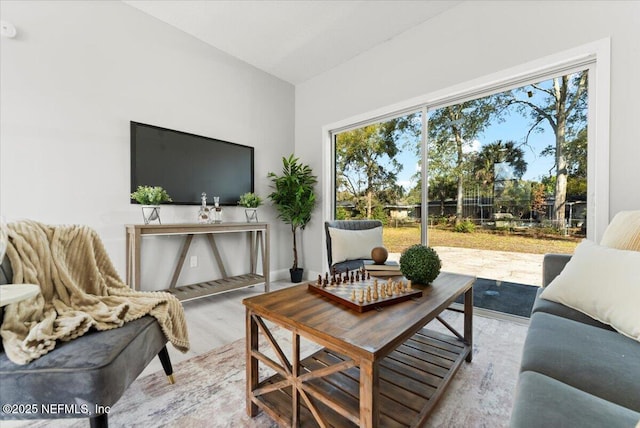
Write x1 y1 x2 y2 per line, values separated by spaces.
238 192 263 222
268 154 317 283
130 185 172 224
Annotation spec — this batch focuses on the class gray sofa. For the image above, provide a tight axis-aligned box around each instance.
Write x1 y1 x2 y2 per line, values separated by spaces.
510 254 640 427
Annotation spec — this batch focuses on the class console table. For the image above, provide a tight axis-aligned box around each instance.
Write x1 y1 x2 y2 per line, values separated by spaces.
125 223 269 301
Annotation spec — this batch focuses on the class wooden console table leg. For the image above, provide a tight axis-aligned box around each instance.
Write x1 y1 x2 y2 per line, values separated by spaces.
130 228 142 290
464 286 473 362
262 228 269 292
246 310 259 417
169 234 194 289
249 231 257 274
359 359 379 428
125 228 131 287
206 234 228 278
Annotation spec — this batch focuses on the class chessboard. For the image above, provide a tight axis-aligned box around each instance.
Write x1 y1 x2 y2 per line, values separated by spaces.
307 269 422 313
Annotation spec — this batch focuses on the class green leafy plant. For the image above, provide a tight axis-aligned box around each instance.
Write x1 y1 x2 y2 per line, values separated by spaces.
268 154 317 273
238 192 263 208
454 219 476 233
130 185 172 205
399 244 442 284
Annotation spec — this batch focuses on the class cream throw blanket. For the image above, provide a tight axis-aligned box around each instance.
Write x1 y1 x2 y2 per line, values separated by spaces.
1 220 190 364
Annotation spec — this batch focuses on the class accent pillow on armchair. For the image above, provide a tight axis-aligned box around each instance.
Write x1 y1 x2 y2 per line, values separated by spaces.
324 220 383 273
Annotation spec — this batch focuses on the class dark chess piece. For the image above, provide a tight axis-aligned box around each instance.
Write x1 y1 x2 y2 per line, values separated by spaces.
317 274 322 285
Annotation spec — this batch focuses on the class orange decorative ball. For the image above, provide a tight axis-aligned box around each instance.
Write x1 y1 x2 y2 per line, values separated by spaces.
371 246 389 264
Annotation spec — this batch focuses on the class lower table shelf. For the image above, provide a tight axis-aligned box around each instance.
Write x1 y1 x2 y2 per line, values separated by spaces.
165 274 265 302
254 327 470 427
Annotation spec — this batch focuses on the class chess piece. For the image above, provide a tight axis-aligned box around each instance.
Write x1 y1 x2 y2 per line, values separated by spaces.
366 286 371 302
355 271 360 282
317 274 322 285
351 290 356 301
359 289 364 303
407 280 412 290
373 286 379 300
367 271 371 280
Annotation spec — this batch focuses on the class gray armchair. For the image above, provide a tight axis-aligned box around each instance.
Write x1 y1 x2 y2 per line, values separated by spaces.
0 256 174 428
325 219 383 273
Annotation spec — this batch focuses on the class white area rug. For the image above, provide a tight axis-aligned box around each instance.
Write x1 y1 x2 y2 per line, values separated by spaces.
11 312 527 427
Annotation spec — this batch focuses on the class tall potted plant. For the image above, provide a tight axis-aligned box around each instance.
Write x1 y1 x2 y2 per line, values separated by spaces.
268 154 317 282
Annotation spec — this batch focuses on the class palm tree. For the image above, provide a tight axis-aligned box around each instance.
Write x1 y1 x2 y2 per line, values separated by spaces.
472 140 527 191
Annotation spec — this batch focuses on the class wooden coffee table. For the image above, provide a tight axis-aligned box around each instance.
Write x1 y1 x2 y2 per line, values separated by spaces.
243 272 474 427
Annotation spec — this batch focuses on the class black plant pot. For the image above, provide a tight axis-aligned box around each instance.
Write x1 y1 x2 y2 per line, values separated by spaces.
289 268 304 283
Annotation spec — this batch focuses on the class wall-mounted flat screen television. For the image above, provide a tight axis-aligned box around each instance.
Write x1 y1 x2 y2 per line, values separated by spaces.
130 121 254 206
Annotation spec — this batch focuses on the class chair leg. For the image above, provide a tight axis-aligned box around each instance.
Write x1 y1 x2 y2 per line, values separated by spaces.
90 413 108 428
157 345 175 384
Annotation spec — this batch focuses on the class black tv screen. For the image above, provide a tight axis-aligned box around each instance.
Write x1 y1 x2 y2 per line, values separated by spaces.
130 121 254 205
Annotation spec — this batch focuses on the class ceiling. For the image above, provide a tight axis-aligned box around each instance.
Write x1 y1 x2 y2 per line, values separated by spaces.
122 0 463 85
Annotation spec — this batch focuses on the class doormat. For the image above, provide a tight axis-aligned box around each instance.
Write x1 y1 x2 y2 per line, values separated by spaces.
455 277 539 318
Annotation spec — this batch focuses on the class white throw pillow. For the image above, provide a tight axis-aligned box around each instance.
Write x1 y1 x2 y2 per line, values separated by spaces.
600 210 640 252
328 226 383 264
541 239 640 341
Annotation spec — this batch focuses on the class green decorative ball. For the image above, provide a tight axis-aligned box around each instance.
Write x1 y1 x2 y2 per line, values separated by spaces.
399 244 442 285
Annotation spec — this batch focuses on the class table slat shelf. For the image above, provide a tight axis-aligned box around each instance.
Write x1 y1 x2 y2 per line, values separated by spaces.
164 273 265 302
253 328 469 427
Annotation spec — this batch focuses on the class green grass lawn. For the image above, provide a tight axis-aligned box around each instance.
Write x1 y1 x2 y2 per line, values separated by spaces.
383 226 579 255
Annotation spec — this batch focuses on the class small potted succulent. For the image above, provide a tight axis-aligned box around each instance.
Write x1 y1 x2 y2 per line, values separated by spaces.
238 192 263 222
130 185 172 224
399 244 442 285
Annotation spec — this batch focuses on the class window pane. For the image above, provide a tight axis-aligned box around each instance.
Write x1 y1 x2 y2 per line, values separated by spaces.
427 70 587 255
334 112 422 255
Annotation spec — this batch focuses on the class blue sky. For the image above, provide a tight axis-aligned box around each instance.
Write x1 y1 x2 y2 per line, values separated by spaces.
394 106 556 192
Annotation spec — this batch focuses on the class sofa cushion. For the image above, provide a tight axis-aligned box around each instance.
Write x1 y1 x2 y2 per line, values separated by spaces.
531 289 614 331
600 210 640 252
510 371 640 428
541 239 640 341
520 312 640 412
0 316 166 419
327 226 383 264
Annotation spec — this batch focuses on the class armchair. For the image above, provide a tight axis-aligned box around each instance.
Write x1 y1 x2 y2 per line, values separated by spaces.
0 219 187 428
0 255 175 428
325 220 383 273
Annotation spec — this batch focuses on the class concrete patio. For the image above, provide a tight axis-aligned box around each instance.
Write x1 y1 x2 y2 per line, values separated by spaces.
390 246 544 287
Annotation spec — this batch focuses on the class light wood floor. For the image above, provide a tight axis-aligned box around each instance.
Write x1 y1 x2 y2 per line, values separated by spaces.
142 280 295 377
142 276 530 379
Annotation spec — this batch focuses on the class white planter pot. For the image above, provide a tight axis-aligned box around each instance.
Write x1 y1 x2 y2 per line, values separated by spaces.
141 205 161 224
244 208 258 222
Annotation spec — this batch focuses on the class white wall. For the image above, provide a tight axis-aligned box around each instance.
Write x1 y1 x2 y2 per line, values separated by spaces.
0 1 295 287
295 0 640 276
